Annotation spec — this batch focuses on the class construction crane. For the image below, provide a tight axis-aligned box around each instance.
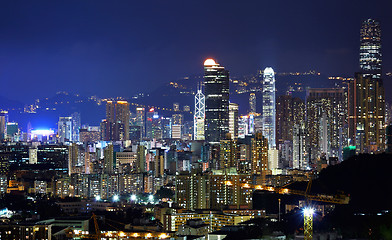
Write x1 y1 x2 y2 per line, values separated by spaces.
227 178 349 240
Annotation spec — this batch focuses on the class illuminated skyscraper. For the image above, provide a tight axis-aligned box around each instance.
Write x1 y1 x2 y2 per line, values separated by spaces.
58 117 73 143
103 100 130 141
276 95 305 146
360 19 382 77
306 88 346 161
194 84 205 140
115 101 130 141
229 103 239 140
251 133 269 182
262 67 276 149
349 19 385 153
249 93 256 114
136 107 145 138
204 59 230 143
71 112 81 142
0 111 8 141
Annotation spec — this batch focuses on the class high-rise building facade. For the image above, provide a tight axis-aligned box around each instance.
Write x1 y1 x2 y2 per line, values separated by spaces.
360 19 382 77
251 133 269 177
229 103 239 140
276 95 305 146
0 111 7 141
71 112 81 142
58 117 73 143
135 107 145 138
115 101 130 141
349 19 385 153
249 93 256 114
103 100 130 141
204 59 230 144
262 67 276 149
306 88 347 161
194 85 205 140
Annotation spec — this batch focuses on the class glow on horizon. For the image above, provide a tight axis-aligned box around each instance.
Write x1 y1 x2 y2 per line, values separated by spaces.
31 129 55 135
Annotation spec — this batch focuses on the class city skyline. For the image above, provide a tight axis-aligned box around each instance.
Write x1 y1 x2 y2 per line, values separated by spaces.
1 0 392 103
1 4 392 238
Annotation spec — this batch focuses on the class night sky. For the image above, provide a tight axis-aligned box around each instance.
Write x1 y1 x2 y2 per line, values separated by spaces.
1 0 391 103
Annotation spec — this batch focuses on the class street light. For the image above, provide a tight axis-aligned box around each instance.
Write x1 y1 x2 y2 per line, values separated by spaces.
113 195 119 202
149 195 154 202
95 195 101 201
131 194 137 201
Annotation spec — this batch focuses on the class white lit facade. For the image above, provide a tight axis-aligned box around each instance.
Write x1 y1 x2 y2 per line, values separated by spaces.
194 86 205 140
262 67 276 149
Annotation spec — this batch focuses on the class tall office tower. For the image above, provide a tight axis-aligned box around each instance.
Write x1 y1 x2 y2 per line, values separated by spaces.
0 111 8 141
360 19 382 77
104 101 116 140
306 88 347 161
136 107 145 138
262 67 276 149
194 85 205 140
115 101 130 141
349 73 385 153
348 19 385 153
103 144 114 174
68 143 82 176
204 59 230 144
137 145 146 173
219 139 239 170
172 113 184 139
58 117 73 143
146 108 161 139
104 100 130 141
249 93 256 114
71 112 81 142
161 117 172 139
276 95 305 146
238 116 249 138
293 124 307 169
251 133 269 177
229 103 239 140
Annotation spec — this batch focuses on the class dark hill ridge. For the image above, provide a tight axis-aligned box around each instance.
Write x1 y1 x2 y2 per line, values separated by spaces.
315 153 392 211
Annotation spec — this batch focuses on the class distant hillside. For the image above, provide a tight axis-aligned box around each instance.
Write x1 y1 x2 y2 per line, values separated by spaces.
0 96 23 110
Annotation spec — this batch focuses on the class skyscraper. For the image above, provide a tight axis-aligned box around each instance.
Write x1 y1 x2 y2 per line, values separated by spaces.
229 103 239 140
360 19 382 77
194 84 205 140
276 95 305 146
58 117 73 143
103 100 130 141
115 101 130 141
204 59 230 143
306 88 347 161
349 19 385 153
136 107 145 138
262 67 276 149
249 93 256 114
71 112 81 142
251 133 269 182
0 111 8 141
